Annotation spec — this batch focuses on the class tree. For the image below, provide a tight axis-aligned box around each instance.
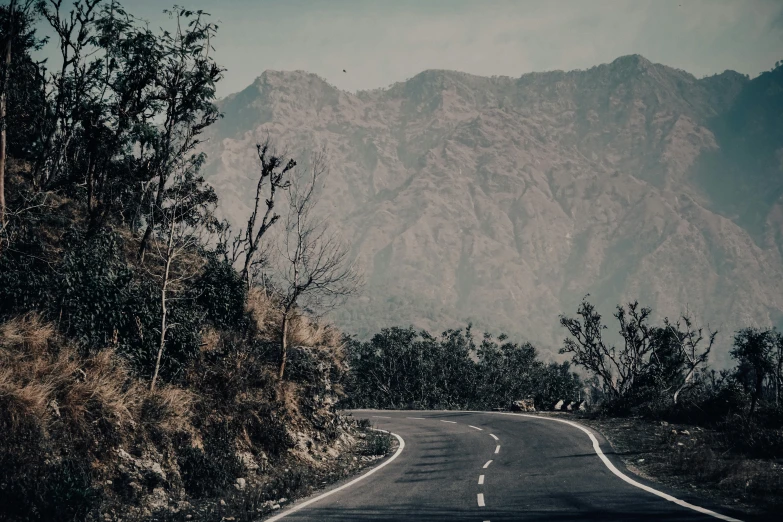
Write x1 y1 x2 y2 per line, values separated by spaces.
731 328 776 417
0 0 40 227
663 314 716 404
136 7 223 260
560 297 656 401
146 161 219 391
228 140 295 289
276 150 361 380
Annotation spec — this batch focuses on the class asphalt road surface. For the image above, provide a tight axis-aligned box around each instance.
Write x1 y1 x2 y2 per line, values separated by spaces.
268 410 756 522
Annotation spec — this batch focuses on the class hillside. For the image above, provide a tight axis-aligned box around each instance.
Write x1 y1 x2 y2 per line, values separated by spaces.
202 55 783 363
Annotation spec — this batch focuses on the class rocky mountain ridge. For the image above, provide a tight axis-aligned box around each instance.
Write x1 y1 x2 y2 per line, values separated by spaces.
202 55 783 364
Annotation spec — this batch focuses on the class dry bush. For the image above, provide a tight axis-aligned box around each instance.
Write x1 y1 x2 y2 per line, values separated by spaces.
140 386 195 432
247 288 279 339
200 326 221 352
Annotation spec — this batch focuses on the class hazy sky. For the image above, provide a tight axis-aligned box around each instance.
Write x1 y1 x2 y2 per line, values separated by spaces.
39 0 783 98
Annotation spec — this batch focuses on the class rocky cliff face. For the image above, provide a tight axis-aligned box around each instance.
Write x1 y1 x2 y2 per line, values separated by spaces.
202 55 783 364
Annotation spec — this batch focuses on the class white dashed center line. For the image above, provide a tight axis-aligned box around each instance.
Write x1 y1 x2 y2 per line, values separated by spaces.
469 425 483 431
477 493 485 507
440 420 457 424
489 433 499 441
482 460 493 469
406 417 426 420
372 416 390 419
494 445 500 454
478 474 484 485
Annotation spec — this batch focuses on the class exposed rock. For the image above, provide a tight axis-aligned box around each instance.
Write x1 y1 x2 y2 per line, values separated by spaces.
203 59 783 362
237 451 259 472
235 478 246 491
509 398 535 411
554 399 564 411
147 487 168 511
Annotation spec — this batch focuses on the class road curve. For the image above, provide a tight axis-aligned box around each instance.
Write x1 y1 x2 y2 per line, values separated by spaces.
268 410 757 522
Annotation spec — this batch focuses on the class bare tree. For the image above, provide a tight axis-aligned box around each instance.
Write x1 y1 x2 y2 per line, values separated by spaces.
560 297 655 400
228 140 295 289
146 166 217 391
276 149 361 380
664 313 716 404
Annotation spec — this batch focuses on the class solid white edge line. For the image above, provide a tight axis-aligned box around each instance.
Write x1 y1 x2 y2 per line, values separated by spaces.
494 445 500 454
482 459 493 469
469 425 483 431
477 493 485 507
493 412 743 522
440 420 457 424
489 433 499 441
478 474 485 485
266 429 405 521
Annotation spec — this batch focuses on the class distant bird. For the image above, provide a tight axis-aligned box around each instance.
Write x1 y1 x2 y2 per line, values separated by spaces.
343 69 347 73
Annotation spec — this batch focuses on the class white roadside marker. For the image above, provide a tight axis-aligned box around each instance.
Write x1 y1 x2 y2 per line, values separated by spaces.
482 459 493 469
489 433 499 441
494 445 500 454
440 420 457 424
478 474 484 485
469 425 483 431
477 493 485 507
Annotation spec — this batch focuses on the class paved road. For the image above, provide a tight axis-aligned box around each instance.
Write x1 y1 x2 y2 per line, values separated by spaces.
269 410 756 522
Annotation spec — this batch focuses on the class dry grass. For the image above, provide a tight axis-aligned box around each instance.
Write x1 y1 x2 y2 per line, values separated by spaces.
0 314 192 438
286 313 341 349
247 288 279 339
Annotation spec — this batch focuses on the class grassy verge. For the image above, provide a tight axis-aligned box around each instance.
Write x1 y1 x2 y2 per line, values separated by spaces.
578 415 782 518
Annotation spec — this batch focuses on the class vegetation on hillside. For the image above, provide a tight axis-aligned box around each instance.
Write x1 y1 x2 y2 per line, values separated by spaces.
0 2 372 521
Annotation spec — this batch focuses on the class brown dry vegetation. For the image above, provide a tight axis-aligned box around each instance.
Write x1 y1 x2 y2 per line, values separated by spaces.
0 296 388 522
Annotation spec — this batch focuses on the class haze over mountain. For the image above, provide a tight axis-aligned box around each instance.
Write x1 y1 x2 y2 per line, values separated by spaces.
201 54 783 363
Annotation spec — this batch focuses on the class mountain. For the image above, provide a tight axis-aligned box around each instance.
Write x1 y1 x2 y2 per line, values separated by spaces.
201 55 783 364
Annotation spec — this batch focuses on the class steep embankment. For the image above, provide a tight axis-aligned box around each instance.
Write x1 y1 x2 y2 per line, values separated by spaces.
202 56 783 364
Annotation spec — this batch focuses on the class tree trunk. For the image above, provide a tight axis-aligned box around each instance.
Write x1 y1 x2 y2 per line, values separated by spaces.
278 312 289 380
750 372 764 419
138 171 167 261
0 0 15 227
150 217 175 391
150 271 168 391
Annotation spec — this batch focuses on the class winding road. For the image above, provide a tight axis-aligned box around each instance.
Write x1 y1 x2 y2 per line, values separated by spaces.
267 410 755 522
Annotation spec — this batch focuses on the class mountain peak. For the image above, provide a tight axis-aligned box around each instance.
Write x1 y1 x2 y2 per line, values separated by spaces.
609 54 654 69
253 69 334 88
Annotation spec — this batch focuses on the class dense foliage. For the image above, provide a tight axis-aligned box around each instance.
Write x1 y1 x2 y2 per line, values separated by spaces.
343 326 581 410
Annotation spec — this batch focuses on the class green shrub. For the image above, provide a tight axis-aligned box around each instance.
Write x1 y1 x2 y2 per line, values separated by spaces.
177 424 245 498
362 430 392 456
